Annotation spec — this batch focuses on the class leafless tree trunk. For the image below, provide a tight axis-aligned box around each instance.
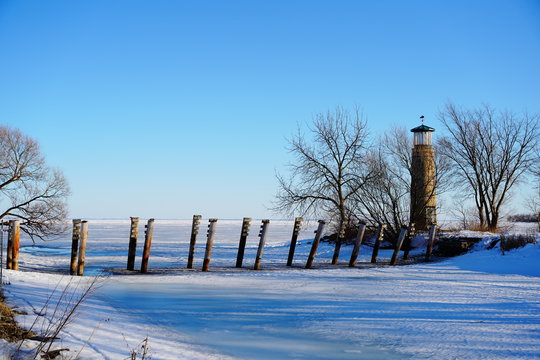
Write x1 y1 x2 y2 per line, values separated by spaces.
0 126 70 240
527 148 540 230
274 106 372 236
439 103 539 231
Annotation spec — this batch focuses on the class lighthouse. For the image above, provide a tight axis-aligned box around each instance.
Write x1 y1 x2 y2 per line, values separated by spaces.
410 122 437 230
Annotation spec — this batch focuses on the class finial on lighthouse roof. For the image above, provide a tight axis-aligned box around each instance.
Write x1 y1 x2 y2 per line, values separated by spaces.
411 115 435 133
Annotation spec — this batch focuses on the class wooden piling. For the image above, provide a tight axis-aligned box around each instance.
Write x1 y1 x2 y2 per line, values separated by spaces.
348 221 367 267
202 218 218 272
70 219 82 275
253 220 270 270
425 224 437 262
235 217 251 268
390 225 409 265
6 223 13 270
140 219 155 274
126 217 139 270
286 217 303 266
10 220 20 271
305 220 326 269
331 225 345 265
77 221 88 276
187 215 202 269
402 223 415 260
370 224 387 263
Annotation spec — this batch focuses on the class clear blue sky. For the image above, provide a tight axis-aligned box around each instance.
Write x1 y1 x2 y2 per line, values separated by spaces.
1 0 539 219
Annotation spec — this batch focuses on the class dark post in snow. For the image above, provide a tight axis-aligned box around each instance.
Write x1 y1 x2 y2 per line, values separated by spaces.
390 225 409 265
286 217 303 266
305 220 327 269
253 220 270 270
77 220 89 276
202 218 218 272
349 221 367 267
402 223 416 260
235 217 251 268
140 218 155 274
70 219 82 275
9 220 20 271
331 225 346 265
126 217 139 271
370 223 387 264
6 223 13 270
424 224 437 262
187 215 202 269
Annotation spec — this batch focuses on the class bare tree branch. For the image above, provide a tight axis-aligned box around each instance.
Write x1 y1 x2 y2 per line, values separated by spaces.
273 106 371 235
0 126 70 241
438 103 539 230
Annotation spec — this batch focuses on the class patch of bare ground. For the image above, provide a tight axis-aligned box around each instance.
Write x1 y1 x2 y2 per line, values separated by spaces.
0 289 34 342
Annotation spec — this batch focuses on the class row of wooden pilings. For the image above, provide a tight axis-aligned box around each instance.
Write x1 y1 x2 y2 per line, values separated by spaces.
3 217 438 276
68 216 437 276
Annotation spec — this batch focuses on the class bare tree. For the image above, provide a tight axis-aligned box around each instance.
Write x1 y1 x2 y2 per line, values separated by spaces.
274 106 372 238
353 126 451 241
527 148 540 230
0 126 70 240
439 103 539 231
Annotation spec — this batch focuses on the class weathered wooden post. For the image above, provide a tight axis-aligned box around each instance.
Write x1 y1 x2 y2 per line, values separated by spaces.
253 220 270 270
140 219 155 274
305 220 326 269
331 224 345 265
235 217 251 268
402 223 416 260
6 223 13 270
390 225 409 265
286 217 303 266
126 217 139 271
202 218 218 272
0 222 5 279
70 219 82 275
425 224 437 262
348 221 367 267
77 221 89 276
9 220 20 271
187 215 202 269
370 223 386 264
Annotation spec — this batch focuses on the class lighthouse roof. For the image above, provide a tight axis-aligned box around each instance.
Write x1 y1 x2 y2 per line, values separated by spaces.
410 124 435 133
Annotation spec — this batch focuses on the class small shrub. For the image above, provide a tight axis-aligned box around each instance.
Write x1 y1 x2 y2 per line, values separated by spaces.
507 213 539 223
124 336 151 360
466 223 487 232
435 237 481 257
500 233 537 254
8 276 104 360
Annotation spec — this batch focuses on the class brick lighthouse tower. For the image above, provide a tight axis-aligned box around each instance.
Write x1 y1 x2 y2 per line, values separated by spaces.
410 119 437 230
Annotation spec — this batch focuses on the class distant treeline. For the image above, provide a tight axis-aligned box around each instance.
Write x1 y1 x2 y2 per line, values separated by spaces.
508 213 540 223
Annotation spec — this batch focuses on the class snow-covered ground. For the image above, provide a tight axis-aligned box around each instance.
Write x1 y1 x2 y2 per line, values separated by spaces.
1 220 539 359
